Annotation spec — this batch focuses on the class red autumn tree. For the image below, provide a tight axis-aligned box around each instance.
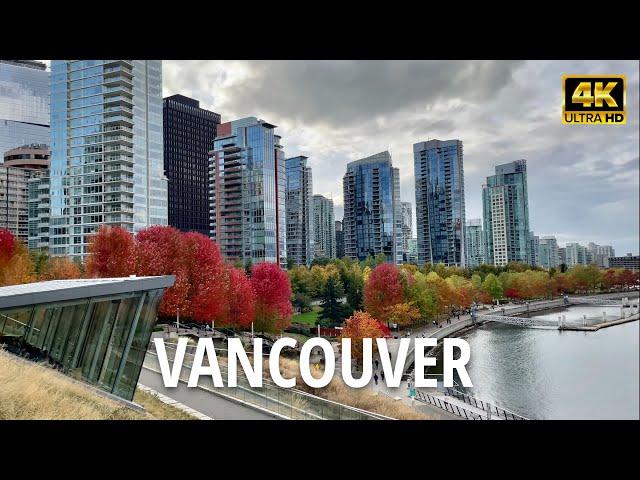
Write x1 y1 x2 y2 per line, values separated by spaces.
86 226 135 277
0 228 16 270
504 288 521 300
220 266 256 328
182 232 228 323
134 226 228 322
363 263 405 323
617 269 639 290
340 311 391 361
134 225 191 319
251 262 293 333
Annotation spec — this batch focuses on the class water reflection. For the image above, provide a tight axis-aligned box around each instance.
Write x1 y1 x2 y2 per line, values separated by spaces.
455 309 639 419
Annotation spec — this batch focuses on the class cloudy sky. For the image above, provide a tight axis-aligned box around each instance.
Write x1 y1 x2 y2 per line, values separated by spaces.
160 60 639 254
42 60 640 254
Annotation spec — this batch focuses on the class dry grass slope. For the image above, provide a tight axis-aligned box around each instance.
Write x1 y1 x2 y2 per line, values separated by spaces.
0 350 194 420
272 357 432 420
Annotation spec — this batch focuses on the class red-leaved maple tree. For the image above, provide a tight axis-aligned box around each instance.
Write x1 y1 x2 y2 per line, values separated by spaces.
363 263 405 323
86 226 135 277
220 266 256 328
251 262 293 333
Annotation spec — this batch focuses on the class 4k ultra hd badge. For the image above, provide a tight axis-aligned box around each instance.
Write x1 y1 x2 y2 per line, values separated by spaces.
562 75 626 124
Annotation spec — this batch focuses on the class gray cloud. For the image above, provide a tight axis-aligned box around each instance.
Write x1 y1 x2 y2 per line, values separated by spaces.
162 59 639 254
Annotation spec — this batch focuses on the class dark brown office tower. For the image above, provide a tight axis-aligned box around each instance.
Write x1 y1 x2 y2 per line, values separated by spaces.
163 94 221 236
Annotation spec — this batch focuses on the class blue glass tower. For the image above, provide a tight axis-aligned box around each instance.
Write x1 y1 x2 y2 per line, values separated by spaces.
0 60 50 159
285 156 313 266
49 60 167 257
209 117 287 267
482 160 531 266
414 139 466 267
342 151 402 264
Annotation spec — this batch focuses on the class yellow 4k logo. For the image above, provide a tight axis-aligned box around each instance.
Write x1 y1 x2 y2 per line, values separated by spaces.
572 81 618 108
562 75 626 125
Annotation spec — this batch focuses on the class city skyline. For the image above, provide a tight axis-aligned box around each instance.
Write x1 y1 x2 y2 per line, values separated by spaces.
34 60 640 255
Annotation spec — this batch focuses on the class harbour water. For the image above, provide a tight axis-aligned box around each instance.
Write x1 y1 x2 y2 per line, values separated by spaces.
454 305 639 419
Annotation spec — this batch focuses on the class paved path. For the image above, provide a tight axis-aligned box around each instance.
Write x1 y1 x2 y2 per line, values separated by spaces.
138 368 276 420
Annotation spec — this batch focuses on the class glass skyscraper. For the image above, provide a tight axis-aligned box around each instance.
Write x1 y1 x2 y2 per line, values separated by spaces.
539 236 560 269
465 218 485 268
209 117 287 267
163 94 220 236
48 60 167 258
414 139 466 267
482 160 530 266
285 156 313 266
313 194 335 259
343 151 402 264
0 60 50 159
400 201 413 262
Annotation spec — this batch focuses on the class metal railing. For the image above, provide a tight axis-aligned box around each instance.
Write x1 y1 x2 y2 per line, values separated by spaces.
142 346 392 421
444 387 528 420
414 389 484 420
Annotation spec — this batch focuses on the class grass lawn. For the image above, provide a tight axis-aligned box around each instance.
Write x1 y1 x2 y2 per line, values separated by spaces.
292 306 321 325
0 350 195 420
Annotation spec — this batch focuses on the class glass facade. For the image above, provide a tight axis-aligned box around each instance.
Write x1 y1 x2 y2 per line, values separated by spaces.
313 194 336 259
163 94 220 236
209 117 287 267
285 156 313 266
342 151 402 264
0 278 170 401
465 218 485 267
538 236 560 269
414 140 466 267
400 202 412 262
49 60 167 259
0 60 50 158
482 160 530 266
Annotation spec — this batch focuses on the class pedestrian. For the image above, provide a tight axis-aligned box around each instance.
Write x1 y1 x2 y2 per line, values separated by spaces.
380 370 385 382
373 373 379 385
375 359 379 370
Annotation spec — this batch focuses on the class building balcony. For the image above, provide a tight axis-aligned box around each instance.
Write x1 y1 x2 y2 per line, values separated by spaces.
103 135 134 146
103 115 134 126
104 75 134 89
104 105 133 117
104 65 134 79
104 175 134 184
104 85 133 97
104 144 134 154
104 95 134 108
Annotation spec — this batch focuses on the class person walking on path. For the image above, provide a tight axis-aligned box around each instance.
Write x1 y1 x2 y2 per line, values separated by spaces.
380 370 385 383
373 373 379 385
374 359 379 370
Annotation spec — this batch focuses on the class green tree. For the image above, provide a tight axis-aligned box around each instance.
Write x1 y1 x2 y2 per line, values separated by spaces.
374 253 388 265
482 273 503 301
317 274 347 326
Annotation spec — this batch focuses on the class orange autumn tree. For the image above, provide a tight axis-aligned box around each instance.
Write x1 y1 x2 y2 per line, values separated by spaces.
0 229 36 286
40 257 82 280
340 311 391 361
385 302 421 327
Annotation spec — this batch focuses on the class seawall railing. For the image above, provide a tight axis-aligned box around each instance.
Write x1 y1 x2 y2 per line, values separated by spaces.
142 345 392 421
444 387 528 420
414 389 484 419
